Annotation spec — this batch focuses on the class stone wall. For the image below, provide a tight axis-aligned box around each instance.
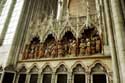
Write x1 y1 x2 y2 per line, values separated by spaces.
0 0 25 67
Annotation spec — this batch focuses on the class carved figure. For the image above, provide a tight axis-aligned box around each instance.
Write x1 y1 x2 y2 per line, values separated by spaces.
23 45 29 59
44 46 51 58
51 43 58 57
69 40 77 56
58 41 64 57
29 44 35 59
64 42 69 55
79 39 86 56
86 38 91 55
34 44 39 58
95 36 101 53
38 43 45 58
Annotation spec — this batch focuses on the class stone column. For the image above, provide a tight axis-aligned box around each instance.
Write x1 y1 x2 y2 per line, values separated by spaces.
51 72 56 83
86 72 91 83
37 74 41 83
103 0 121 83
68 72 72 83
25 74 30 83
110 0 125 82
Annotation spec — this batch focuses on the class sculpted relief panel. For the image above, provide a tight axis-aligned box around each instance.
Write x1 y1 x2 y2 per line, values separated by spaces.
22 27 102 60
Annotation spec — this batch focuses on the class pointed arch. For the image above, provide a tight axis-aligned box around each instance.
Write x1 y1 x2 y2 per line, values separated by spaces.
18 65 27 73
40 63 53 73
89 60 110 73
28 64 39 73
30 35 40 44
43 31 57 43
60 25 76 40
56 64 68 73
71 61 87 72
79 24 98 38
42 65 52 73
55 62 69 73
60 31 76 42
41 63 52 74
43 33 56 47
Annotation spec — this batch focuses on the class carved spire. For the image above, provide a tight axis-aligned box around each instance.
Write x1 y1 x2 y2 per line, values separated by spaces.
57 0 64 21
85 1 92 29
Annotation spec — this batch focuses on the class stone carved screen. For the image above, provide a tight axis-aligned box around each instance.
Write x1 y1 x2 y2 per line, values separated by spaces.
21 0 103 60
22 27 102 60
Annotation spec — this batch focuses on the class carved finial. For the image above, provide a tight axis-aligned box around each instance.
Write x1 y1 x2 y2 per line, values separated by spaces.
57 0 64 21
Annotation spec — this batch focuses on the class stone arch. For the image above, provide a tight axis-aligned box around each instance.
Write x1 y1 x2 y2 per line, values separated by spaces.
60 26 76 40
43 34 56 46
30 36 40 44
73 64 85 73
71 61 87 72
55 62 69 73
56 64 68 73
89 60 110 83
89 60 110 73
41 63 53 73
42 65 52 73
18 65 27 73
28 64 39 73
61 30 76 41
28 33 41 44
79 24 99 39
79 24 103 54
42 31 57 42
